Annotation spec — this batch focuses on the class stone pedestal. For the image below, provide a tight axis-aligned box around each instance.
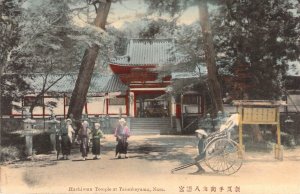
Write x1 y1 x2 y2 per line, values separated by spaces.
50 134 56 152
46 116 60 153
25 135 33 156
23 112 36 156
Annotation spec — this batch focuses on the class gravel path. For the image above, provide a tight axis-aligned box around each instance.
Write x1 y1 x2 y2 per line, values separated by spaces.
1 135 300 194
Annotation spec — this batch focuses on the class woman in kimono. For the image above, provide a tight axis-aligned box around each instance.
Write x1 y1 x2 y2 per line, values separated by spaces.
114 118 130 159
91 123 104 159
78 120 90 161
60 118 75 160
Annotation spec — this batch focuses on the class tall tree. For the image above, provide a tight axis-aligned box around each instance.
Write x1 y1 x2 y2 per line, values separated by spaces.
145 0 224 113
8 0 89 116
67 0 111 126
0 0 23 115
12 0 77 115
2 0 111 117
198 1 223 112
213 0 300 100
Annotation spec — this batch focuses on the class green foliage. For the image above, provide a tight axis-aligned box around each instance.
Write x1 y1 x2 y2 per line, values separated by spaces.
213 0 300 99
0 146 20 162
0 0 21 63
0 0 28 110
144 0 190 17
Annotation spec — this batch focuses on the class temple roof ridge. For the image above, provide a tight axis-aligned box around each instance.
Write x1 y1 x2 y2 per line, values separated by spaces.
111 38 187 66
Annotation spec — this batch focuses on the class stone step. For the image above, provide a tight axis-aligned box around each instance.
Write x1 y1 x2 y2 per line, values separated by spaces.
131 124 169 127
131 130 161 135
129 118 171 135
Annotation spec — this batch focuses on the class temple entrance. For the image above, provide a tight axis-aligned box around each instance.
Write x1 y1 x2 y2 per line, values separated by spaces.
136 93 169 118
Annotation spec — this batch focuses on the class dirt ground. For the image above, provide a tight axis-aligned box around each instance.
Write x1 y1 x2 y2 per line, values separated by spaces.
1 135 300 194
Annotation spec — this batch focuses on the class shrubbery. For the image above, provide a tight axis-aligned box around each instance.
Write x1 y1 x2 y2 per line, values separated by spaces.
0 146 20 162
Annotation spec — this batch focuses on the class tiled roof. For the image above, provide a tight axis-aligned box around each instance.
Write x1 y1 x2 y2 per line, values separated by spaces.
25 73 128 95
111 39 187 66
171 72 201 79
101 74 128 92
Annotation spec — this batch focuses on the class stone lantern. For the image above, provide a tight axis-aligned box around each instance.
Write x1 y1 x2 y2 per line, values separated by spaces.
285 116 295 146
23 111 36 156
46 113 60 152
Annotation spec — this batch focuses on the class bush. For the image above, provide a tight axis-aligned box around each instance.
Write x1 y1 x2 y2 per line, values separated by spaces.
0 146 20 162
33 133 52 154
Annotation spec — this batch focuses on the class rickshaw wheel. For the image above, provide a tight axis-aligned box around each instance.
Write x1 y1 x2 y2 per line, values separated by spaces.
204 138 243 175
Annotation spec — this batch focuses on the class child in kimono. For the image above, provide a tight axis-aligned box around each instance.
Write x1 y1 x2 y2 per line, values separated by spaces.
60 118 75 160
91 123 104 159
78 120 91 161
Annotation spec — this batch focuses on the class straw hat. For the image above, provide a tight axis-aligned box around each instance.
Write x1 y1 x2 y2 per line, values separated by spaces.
95 123 101 127
195 129 208 137
119 118 126 123
65 118 72 123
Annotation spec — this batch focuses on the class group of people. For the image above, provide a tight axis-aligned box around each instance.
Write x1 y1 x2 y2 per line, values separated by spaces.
56 117 130 161
56 115 206 173
56 118 104 160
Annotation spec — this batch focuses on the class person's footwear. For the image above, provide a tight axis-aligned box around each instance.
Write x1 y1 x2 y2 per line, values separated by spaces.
194 168 205 174
65 156 69 160
124 155 128 159
82 157 86 161
118 155 121 159
93 156 98 160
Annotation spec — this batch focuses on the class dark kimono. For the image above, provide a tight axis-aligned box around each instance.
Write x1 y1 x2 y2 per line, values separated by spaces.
91 128 104 155
60 126 72 155
195 138 206 161
79 122 90 157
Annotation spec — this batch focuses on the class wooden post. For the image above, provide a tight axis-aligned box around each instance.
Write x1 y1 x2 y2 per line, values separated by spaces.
106 95 109 115
238 107 244 158
63 94 66 119
181 94 184 128
233 100 285 160
275 107 283 160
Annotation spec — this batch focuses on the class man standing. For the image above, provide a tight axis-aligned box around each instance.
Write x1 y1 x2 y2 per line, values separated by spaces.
194 129 208 173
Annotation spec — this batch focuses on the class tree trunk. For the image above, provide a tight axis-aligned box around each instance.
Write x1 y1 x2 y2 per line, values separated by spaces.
198 0 224 113
67 1 111 126
251 125 264 143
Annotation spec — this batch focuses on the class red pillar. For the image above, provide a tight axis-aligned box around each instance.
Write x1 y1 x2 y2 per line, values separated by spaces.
85 102 88 115
125 93 129 116
42 96 45 119
201 95 205 114
22 97 24 118
176 104 181 119
133 92 136 117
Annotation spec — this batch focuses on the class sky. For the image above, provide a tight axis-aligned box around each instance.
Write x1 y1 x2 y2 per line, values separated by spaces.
107 0 199 28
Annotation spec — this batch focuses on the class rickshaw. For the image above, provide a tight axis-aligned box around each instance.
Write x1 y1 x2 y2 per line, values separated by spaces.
171 114 243 175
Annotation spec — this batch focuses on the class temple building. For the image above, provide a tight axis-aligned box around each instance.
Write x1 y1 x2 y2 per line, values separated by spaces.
6 39 205 133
